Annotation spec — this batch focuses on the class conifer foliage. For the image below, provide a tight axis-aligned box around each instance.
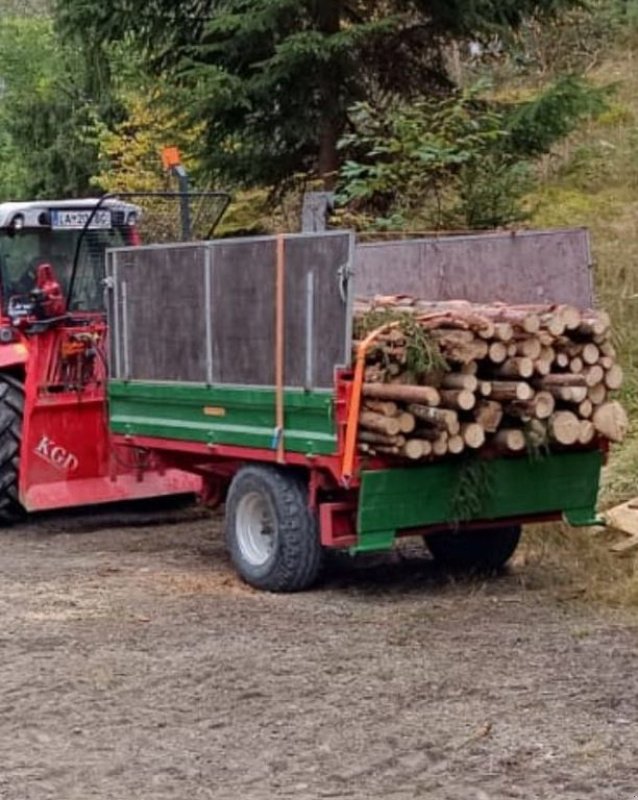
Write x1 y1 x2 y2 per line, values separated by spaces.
56 0 584 187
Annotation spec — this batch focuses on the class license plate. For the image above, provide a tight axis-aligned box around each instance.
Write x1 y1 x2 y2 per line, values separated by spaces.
50 209 112 230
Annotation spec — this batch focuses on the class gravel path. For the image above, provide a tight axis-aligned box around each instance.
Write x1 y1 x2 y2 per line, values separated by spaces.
1 504 637 800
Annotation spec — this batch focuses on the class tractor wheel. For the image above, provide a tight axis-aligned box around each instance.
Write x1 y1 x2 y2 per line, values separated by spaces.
424 525 522 572
225 465 323 592
0 374 24 524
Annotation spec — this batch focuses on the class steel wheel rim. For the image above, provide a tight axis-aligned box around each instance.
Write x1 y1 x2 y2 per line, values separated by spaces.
235 491 276 567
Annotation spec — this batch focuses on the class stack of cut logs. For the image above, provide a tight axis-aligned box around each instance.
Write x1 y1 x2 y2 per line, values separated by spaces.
354 296 628 461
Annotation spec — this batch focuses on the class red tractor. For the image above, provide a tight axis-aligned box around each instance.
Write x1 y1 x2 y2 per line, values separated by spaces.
0 194 226 521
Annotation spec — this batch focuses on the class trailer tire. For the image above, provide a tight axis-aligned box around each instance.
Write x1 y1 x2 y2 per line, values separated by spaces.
424 525 522 572
225 466 322 592
0 374 24 524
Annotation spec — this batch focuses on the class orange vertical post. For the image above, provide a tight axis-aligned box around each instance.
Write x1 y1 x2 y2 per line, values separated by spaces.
275 235 286 463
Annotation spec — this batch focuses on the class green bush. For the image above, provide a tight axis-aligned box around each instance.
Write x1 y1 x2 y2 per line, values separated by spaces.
337 78 605 231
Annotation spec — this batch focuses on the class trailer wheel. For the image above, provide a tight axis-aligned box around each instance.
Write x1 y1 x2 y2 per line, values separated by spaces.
0 374 24 524
225 466 322 592
424 525 522 571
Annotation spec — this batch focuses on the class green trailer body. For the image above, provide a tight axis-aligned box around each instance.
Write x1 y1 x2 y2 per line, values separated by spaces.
109 378 603 554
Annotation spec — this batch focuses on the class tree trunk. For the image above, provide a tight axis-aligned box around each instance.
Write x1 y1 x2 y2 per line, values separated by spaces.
316 0 342 189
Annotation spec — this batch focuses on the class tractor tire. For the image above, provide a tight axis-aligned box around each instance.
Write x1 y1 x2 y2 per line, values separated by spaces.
225 465 323 592
0 374 24 524
424 525 522 572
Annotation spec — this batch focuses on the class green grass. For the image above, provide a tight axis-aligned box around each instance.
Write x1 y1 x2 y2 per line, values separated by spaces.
522 47 638 604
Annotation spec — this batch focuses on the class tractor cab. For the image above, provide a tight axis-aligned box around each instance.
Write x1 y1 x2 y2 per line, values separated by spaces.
0 188 230 523
0 198 140 322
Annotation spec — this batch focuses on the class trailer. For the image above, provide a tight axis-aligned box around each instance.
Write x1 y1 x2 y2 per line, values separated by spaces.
106 228 604 592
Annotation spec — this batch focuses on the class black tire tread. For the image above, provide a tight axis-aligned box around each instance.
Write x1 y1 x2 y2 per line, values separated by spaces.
425 525 522 571
225 465 322 592
0 374 24 524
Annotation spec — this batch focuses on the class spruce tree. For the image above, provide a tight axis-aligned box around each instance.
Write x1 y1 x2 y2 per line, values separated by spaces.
56 0 584 187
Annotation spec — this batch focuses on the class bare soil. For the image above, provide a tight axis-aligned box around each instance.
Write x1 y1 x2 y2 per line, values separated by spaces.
1 502 638 800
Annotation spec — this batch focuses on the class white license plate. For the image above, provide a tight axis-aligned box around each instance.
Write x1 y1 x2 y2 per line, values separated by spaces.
50 209 112 230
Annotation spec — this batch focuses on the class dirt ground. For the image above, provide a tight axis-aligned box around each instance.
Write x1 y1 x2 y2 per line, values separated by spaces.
1 502 638 800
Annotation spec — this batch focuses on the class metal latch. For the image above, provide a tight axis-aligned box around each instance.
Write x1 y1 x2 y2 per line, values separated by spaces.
338 263 354 303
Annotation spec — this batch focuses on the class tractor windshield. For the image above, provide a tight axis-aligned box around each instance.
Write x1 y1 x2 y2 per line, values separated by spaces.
0 226 129 312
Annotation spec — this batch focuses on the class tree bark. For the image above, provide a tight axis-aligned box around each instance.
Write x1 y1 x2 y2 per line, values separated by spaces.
316 0 342 189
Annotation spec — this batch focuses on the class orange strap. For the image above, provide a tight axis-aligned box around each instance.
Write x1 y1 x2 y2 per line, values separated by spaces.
341 323 399 484
275 235 286 463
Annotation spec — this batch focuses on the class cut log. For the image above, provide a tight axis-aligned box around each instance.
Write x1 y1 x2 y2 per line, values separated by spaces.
588 383 607 406
549 411 581 446
537 374 587 388
359 411 402 437
473 318 496 340
440 389 476 411
540 313 565 337
555 352 570 369
491 381 534 402
584 365 604 387
432 435 449 457
479 381 493 398
375 445 402 456
488 341 508 364
494 323 514 342
600 356 614 370
494 357 534 379
515 337 542 360
462 423 486 450
461 362 479 375
493 429 526 452
474 400 504 433
534 358 552 377
568 386 589 404
569 357 584 374
363 400 399 417
430 329 475 344
447 435 465 455
578 399 593 419
593 401 629 443
560 305 582 331
540 346 555 364
408 404 460 435
358 431 406 447
439 339 489 364
514 391 555 420
599 341 616 358
419 439 433 458
582 343 600 365
578 420 596 445
397 412 417 434
605 364 624 391
363 383 441 407
461 306 541 334
538 330 555 347
441 373 479 392
402 439 432 460
545 386 574 402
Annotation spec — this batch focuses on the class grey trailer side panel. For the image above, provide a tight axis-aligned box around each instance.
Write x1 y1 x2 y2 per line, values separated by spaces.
355 229 594 307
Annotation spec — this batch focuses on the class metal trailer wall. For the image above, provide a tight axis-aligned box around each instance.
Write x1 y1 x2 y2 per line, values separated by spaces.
106 232 354 389
107 227 595 390
354 228 594 307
